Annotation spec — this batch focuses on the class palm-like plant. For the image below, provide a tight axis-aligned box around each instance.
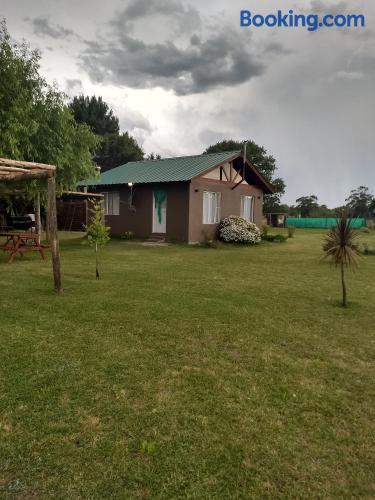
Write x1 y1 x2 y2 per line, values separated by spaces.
322 213 361 307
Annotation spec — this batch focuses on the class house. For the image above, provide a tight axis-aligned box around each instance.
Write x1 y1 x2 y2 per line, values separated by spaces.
80 151 273 243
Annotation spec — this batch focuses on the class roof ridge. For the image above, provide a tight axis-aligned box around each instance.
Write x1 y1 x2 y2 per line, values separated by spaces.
127 150 241 164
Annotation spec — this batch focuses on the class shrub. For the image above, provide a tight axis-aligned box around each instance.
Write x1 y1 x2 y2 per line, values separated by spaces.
262 233 288 243
362 243 375 255
287 226 296 238
261 223 270 236
121 231 135 240
219 216 261 244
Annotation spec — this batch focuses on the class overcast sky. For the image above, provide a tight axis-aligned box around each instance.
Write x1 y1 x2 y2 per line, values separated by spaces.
2 0 374 206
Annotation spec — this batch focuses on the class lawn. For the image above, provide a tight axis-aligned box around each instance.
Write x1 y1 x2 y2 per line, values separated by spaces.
0 229 374 499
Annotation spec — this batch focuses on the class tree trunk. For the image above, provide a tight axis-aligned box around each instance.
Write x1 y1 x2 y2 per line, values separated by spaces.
95 242 100 280
35 192 41 244
47 174 63 293
341 261 347 307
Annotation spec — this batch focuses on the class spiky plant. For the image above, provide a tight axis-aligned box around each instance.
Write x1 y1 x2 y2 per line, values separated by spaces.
322 213 361 307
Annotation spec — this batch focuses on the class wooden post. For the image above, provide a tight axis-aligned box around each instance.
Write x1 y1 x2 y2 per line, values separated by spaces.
35 192 41 244
47 173 62 293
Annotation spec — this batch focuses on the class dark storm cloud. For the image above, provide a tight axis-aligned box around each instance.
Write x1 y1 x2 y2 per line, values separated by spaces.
81 0 265 95
82 31 264 95
26 16 75 39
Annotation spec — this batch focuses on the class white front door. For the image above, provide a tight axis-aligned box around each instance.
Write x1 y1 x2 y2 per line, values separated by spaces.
152 191 167 233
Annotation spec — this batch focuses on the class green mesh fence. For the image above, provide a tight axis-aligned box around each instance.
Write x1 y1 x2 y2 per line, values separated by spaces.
286 217 366 229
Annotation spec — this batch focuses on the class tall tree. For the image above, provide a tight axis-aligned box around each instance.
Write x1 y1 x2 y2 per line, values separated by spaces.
295 195 319 217
69 95 144 172
0 20 99 194
99 132 144 171
203 139 285 211
345 186 374 218
69 95 119 136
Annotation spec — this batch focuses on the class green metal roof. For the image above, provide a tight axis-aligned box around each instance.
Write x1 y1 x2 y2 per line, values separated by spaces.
80 151 240 186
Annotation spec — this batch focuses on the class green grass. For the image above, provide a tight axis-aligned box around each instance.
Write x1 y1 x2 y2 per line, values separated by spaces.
0 229 374 499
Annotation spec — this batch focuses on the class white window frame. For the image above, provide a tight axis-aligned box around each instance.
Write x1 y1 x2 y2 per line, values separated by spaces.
241 195 254 222
103 191 120 216
203 191 221 224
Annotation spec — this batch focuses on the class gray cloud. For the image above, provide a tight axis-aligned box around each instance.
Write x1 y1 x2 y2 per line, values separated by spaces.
198 129 229 146
65 78 83 95
27 16 75 39
120 109 153 133
309 1 348 14
81 0 265 95
114 0 201 33
264 41 292 55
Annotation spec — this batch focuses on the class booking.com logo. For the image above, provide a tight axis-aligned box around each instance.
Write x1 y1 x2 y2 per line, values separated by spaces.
240 10 365 31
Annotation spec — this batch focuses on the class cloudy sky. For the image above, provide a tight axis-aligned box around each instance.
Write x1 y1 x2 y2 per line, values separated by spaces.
2 0 374 206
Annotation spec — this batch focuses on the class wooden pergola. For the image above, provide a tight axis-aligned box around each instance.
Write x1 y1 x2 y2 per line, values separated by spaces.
0 158 62 293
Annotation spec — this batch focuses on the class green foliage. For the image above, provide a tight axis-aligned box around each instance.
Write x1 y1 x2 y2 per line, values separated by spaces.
287 226 296 238
85 200 110 279
69 95 119 135
140 441 158 455
295 195 319 217
261 223 270 236
86 201 110 247
322 213 362 307
69 95 144 172
345 186 374 218
262 233 288 243
0 20 100 195
98 132 144 172
121 231 135 240
147 152 162 160
361 243 375 256
203 139 285 210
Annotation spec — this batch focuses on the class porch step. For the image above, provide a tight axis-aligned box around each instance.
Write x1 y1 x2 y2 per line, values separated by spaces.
145 236 166 243
142 235 168 247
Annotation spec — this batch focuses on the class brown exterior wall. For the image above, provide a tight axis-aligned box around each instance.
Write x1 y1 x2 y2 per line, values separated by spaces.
96 174 264 243
188 178 263 243
102 182 190 241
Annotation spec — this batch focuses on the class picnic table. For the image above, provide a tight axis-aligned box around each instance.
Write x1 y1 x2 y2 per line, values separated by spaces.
0 232 49 263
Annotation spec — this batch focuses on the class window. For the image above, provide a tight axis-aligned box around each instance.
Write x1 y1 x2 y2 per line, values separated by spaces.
241 195 254 222
103 192 120 215
203 191 221 224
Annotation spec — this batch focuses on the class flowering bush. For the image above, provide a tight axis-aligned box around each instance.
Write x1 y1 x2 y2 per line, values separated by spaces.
219 216 261 244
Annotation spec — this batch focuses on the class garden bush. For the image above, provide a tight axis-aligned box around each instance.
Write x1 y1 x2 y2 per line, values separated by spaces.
121 231 135 240
287 226 296 238
261 233 288 243
219 216 261 244
361 243 375 255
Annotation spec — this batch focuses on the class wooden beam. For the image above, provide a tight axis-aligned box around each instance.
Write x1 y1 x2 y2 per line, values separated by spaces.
0 172 50 182
47 173 62 293
0 158 56 171
0 166 31 173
